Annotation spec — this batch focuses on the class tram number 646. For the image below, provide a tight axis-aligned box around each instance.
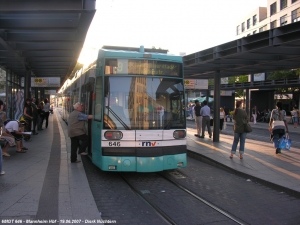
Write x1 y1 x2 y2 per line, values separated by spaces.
109 141 120 147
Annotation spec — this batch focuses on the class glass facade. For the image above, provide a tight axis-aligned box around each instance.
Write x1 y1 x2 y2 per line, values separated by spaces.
5 69 23 120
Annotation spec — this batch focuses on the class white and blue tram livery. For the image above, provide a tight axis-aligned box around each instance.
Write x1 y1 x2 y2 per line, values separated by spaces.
60 46 187 172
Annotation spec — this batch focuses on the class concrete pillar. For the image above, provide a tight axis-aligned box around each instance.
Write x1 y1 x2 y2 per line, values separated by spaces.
213 72 220 142
246 89 250 120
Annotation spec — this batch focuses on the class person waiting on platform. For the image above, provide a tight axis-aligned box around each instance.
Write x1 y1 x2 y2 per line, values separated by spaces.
220 107 226 131
23 98 33 133
42 98 50 129
5 120 28 153
252 105 259 124
199 100 212 138
67 102 93 163
230 101 248 159
291 106 298 128
193 100 202 137
31 97 38 135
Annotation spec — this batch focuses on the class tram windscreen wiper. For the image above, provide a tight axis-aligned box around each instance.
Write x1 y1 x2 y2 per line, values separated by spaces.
106 106 130 130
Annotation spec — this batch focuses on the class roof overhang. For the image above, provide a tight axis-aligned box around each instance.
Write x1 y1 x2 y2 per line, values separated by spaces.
0 0 96 82
183 22 300 79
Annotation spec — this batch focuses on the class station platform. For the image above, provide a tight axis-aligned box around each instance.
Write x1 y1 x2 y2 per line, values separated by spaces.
187 118 300 197
0 109 103 224
0 109 299 224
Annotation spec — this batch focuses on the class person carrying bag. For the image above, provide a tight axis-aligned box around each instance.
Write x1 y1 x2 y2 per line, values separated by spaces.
230 101 248 159
268 101 289 154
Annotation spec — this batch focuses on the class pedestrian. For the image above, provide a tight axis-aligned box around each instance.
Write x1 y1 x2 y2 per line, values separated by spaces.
37 101 45 130
220 107 226 131
269 101 289 154
31 97 38 135
193 100 202 137
199 100 212 138
230 101 247 159
252 105 258 124
23 98 33 132
191 104 195 119
5 120 28 153
0 99 6 175
0 100 16 157
291 106 298 128
67 102 93 163
42 98 50 128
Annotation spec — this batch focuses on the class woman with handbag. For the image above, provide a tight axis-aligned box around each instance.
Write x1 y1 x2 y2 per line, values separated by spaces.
269 101 289 154
230 101 248 159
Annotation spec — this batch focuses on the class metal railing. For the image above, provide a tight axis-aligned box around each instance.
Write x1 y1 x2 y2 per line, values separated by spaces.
209 78 300 90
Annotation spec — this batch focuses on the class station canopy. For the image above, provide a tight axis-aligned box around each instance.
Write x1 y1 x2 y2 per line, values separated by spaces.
183 22 300 79
0 0 96 83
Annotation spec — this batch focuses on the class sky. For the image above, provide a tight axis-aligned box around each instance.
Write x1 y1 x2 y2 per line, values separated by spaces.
78 0 267 65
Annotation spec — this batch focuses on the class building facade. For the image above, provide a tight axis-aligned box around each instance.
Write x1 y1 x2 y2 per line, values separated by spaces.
236 0 300 113
236 0 300 38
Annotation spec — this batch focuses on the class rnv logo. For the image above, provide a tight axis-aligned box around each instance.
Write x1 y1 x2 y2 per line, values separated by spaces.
142 141 157 146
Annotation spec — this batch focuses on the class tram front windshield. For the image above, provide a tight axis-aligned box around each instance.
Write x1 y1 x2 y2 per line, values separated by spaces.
104 77 185 130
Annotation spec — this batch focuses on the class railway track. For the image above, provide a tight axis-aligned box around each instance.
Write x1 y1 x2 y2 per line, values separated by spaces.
83 155 247 224
119 171 248 225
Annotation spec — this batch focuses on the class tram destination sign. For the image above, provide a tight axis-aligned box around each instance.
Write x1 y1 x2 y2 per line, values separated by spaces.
105 59 182 77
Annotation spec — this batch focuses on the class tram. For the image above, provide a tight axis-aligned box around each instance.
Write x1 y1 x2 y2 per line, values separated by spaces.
59 46 187 172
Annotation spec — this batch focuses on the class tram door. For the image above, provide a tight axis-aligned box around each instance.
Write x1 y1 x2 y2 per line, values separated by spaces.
81 83 93 154
87 91 93 154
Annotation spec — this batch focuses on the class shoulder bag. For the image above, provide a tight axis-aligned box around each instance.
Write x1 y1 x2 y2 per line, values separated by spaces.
243 116 252 133
244 122 252 133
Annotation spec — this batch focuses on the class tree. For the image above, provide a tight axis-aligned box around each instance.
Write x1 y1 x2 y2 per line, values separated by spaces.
266 69 299 96
266 69 298 80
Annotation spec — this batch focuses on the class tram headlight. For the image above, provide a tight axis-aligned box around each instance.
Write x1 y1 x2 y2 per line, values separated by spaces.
104 131 123 140
173 130 186 139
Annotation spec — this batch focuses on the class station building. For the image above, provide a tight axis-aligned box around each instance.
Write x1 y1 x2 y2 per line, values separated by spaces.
235 0 300 114
236 0 300 38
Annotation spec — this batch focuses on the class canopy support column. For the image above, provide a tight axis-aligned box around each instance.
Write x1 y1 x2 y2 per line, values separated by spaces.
213 72 220 142
246 88 250 120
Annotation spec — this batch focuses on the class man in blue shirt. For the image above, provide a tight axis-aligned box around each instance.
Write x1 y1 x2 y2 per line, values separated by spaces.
199 100 212 138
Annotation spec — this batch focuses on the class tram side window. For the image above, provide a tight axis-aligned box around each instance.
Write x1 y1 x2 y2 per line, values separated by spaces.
94 77 102 121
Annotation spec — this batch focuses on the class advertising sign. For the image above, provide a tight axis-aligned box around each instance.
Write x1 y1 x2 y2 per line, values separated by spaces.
184 79 208 90
210 90 233 96
253 73 265 81
21 77 61 87
221 77 228 84
45 90 57 94
184 79 195 89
